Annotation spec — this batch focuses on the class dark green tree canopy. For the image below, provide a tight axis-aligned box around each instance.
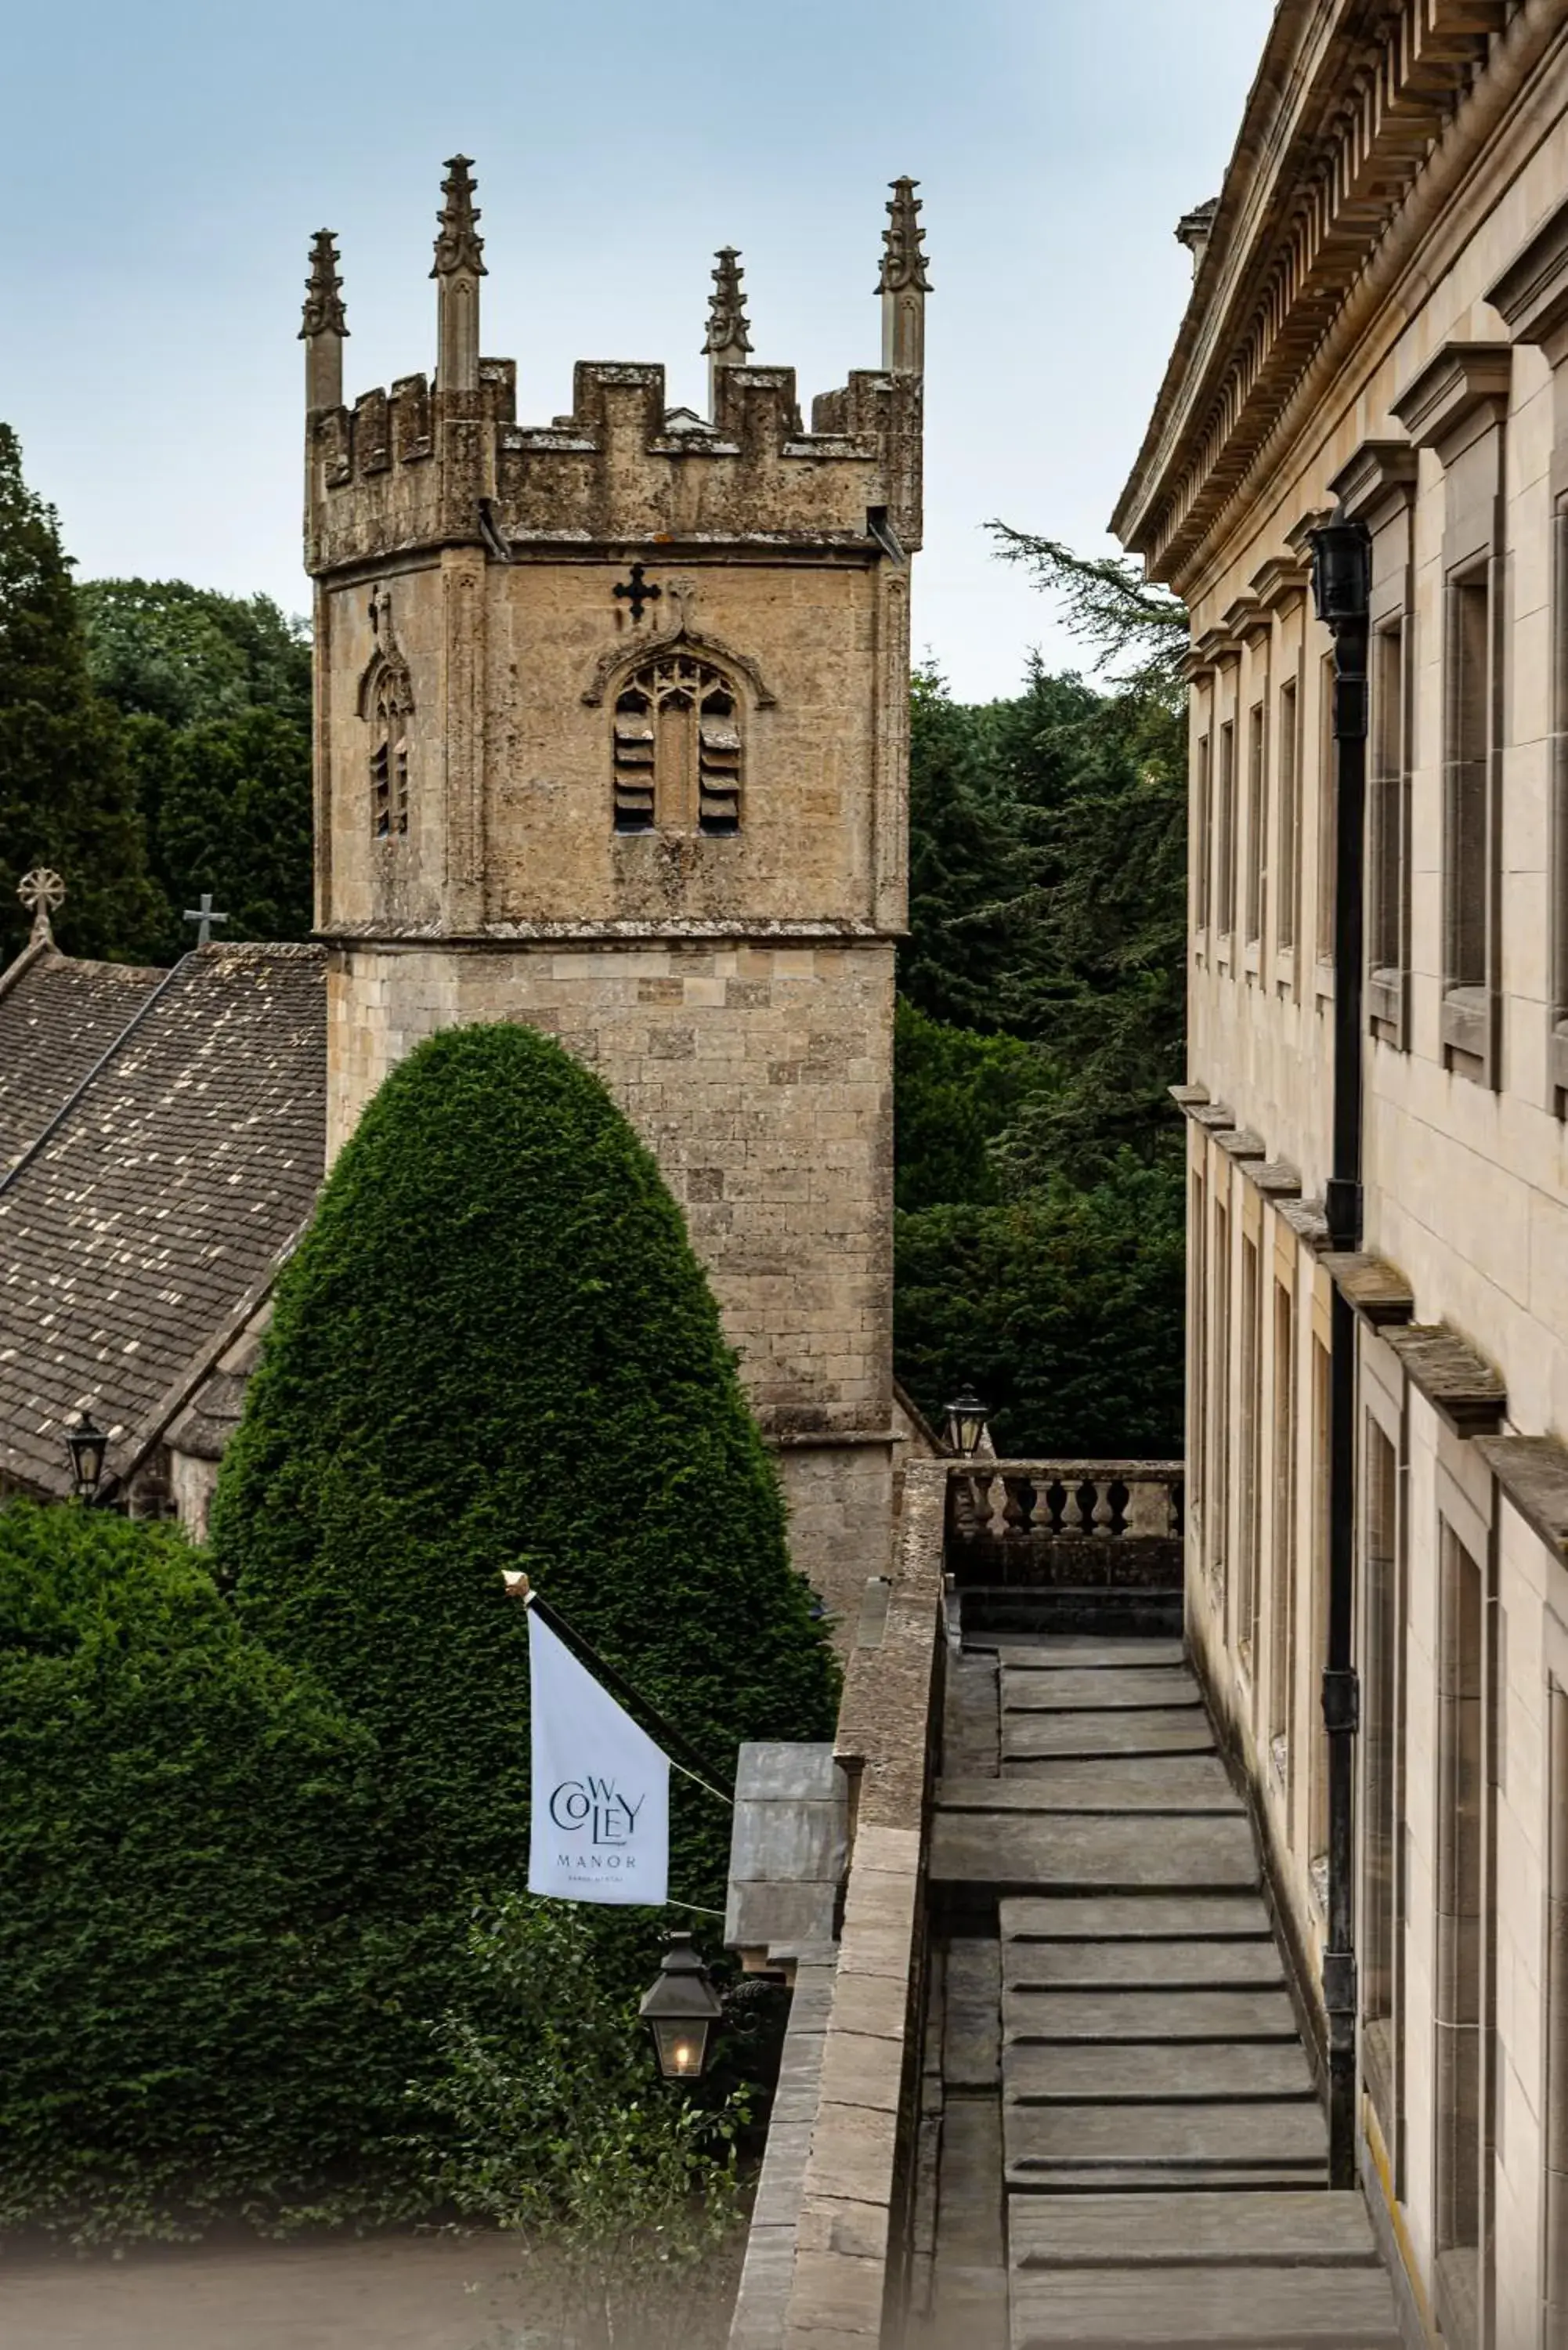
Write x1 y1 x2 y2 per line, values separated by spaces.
78 579 311 732
0 1501 401 2241
0 426 163 965
213 1022 836 1907
893 537 1190 1458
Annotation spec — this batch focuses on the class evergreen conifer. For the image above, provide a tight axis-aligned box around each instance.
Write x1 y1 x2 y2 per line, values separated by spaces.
0 428 162 964
213 1023 837 1912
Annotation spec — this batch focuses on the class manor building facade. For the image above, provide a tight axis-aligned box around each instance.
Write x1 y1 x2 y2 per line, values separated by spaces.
1117 5 1568 2342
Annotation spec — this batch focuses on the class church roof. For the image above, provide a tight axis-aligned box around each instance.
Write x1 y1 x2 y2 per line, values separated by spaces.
0 944 168 1174
0 941 326 1502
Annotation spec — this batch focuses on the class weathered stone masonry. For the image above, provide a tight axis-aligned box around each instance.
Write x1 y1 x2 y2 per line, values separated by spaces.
303 165 929 1621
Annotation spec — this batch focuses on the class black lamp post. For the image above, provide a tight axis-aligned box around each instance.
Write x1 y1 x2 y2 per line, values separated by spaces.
943 1384 990 1458
1307 504 1372 2192
639 1932 724 2082
64 1412 109 1505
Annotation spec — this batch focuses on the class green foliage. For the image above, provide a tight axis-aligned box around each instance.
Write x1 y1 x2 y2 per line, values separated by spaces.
895 540 1190 1457
419 1901 746 2350
214 1022 838 1918
894 1154 1186 1459
0 1500 425 2243
0 427 164 965
80 580 313 960
124 707 313 957
78 579 311 732
894 996 1049 1213
987 525 1189 700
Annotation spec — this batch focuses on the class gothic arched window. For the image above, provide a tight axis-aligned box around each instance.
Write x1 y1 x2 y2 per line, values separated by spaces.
370 661 413 840
612 655 742 837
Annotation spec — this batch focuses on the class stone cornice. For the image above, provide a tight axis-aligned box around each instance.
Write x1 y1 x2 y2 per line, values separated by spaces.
1113 0 1514 585
1474 1434 1568 1564
1383 1323 1507 1437
1194 624 1241 667
1487 193 1568 363
1327 438 1419 525
1249 555 1311 610
1389 340 1512 461
1221 595 1271 642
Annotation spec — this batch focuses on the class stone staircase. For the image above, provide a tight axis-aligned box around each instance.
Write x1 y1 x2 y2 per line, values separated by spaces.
916 1632 1406 2349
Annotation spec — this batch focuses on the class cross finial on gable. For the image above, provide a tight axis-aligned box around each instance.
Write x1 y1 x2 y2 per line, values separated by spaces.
182 891 229 949
17 868 64 945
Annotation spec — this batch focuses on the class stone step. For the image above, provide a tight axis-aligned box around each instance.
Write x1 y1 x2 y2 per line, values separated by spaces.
1004 2099 1328 2183
941 1758 1239 1815
1004 1712 1216 1760
1005 1987 1300 2043
1004 2041 1315 2104
1003 1938 1284 1992
930 1811 1259 1893
995 1640 1188 1670
945 1937 1002 2089
1008 2190 1381 2267
1007 2167 1338 2193
1002 1895 1272 1942
1003 1668 1204 1713
1009 2263 1401 2347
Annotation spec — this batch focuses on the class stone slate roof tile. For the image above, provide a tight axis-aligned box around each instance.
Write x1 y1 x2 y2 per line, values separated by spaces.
0 946 167 1173
0 942 326 1499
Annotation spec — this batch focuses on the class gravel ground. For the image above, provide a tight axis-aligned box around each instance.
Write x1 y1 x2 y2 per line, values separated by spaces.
0 2232 534 2350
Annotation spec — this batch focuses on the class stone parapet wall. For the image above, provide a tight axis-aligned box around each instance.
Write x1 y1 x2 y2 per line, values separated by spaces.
728 1459 945 2349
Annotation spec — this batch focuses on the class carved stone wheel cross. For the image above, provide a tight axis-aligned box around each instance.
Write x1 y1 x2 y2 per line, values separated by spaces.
17 868 65 940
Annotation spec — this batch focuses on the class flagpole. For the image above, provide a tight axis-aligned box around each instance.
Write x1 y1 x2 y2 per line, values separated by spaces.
507 1574 735 1809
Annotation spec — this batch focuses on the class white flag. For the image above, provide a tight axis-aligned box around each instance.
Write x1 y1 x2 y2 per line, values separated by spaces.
527 1609 670 1907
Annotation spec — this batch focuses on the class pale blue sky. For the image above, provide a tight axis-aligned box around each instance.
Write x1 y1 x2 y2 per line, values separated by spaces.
2 1 1272 700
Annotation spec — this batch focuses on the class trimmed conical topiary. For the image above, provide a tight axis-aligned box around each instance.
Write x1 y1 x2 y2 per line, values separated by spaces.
212 1022 836 1910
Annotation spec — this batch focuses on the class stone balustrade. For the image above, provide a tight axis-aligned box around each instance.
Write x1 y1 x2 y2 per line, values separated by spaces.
948 1458 1184 1546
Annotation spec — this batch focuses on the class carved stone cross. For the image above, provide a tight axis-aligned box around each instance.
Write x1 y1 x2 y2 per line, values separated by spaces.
17 868 65 942
612 562 662 624
182 891 229 949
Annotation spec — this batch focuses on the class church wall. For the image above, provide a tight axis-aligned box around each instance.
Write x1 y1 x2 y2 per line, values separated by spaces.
327 938 896 1625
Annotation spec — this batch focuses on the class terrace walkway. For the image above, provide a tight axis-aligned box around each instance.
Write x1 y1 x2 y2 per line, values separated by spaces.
913 1625 1405 2349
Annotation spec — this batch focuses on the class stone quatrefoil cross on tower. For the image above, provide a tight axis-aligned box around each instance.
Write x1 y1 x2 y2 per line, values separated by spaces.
612 562 662 624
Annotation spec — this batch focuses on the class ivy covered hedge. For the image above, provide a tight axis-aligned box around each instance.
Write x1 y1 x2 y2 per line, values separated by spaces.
0 1502 416 2242
214 1021 838 1910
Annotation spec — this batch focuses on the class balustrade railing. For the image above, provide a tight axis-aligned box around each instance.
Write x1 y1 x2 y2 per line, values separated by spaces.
947 1459 1184 1547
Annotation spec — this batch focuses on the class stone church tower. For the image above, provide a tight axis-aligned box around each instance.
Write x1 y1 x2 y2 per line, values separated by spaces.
301 163 927 1617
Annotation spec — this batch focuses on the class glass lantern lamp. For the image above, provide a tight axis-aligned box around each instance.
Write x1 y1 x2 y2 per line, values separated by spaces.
942 1385 991 1459
64 1411 109 1504
639 1932 724 2082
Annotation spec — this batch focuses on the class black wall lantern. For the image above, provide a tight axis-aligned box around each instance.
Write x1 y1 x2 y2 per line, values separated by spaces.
639 1932 723 2082
1308 513 1371 628
64 1412 109 1504
943 1384 991 1459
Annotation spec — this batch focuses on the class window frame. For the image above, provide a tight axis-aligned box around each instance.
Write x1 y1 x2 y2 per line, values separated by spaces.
1244 696 1267 969
1440 557 1501 1082
612 654 746 839
1275 670 1302 993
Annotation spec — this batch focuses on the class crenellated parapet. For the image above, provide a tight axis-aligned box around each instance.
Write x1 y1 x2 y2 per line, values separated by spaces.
304 164 924 577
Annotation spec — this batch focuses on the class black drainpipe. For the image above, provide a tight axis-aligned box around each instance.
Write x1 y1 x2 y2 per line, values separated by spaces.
1308 511 1371 2189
